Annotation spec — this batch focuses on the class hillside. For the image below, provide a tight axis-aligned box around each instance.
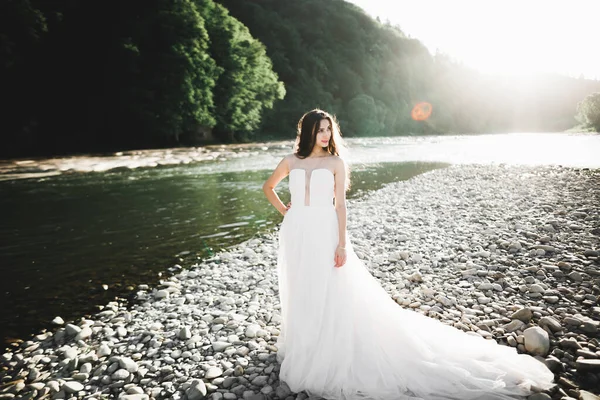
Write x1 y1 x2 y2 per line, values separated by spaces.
218 0 600 138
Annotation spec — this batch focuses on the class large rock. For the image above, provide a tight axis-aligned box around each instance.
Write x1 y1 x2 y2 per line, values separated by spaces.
523 327 549 356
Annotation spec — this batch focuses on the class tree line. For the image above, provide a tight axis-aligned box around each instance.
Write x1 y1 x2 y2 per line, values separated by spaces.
1 0 284 157
1 0 599 158
217 0 600 138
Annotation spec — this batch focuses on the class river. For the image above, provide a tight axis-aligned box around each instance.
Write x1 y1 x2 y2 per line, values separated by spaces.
1 132 598 347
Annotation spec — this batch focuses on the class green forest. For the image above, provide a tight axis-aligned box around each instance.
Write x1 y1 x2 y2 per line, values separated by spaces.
2 0 599 158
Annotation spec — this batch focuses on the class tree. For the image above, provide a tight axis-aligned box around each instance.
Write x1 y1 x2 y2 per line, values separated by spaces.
217 0 600 138
0 0 48 153
0 0 285 156
576 92 600 131
346 95 386 136
198 0 285 142
104 0 220 147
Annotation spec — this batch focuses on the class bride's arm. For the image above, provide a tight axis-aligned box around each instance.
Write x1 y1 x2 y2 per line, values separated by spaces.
262 155 290 216
334 157 348 248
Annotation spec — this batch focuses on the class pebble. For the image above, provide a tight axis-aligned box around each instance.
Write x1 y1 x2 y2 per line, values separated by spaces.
119 357 138 373
62 381 84 393
205 367 223 379
511 308 533 323
187 379 207 400
576 359 600 373
112 369 130 380
179 327 191 340
1 165 598 399
65 324 81 335
98 344 112 357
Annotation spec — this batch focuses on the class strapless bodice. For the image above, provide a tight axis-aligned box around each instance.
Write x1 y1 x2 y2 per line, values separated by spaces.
289 168 334 207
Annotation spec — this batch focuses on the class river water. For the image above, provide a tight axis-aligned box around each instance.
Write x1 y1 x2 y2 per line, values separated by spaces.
1 133 598 347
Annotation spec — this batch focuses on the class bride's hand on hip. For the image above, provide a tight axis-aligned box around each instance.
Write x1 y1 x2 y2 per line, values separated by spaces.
334 245 347 268
281 202 292 216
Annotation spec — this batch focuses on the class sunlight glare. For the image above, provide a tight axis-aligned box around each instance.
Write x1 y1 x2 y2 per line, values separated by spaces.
348 0 600 78
411 102 433 121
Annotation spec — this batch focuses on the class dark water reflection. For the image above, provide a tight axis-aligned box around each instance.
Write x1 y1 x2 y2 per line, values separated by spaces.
0 161 447 347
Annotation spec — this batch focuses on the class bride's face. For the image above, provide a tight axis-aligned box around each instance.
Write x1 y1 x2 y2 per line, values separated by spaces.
315 119 332 148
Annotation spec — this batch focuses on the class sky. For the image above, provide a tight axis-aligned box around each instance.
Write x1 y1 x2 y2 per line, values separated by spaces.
347 0 600 79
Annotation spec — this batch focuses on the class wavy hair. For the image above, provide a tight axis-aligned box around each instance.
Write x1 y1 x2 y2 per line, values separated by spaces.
293 109 351 190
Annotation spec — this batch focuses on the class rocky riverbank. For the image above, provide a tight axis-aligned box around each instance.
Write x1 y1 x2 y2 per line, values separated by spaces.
1 164 599 400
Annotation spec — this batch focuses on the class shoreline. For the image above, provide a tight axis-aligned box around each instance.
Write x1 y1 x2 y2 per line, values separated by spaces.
1 132 597 182
1 164 599 400
0 142 291 182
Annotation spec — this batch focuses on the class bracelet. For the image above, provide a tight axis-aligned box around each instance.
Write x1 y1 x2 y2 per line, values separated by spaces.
338 245 346 249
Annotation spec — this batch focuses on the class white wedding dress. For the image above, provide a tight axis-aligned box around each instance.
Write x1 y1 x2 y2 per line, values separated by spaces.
275 165 555 400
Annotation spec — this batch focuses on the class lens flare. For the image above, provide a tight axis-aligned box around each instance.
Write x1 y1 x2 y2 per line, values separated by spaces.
411 102 433 121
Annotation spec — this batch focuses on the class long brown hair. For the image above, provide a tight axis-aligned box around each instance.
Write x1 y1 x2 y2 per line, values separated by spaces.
293 109 351 190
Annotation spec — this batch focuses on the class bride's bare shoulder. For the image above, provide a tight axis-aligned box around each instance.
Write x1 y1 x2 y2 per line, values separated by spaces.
281 153 298 170
284 153 297 164
331 155 346 167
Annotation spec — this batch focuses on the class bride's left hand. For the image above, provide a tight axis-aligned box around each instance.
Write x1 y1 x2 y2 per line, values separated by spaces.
334 246 347 268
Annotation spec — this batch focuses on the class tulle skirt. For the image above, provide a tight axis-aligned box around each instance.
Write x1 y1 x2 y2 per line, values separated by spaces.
276 205 555 400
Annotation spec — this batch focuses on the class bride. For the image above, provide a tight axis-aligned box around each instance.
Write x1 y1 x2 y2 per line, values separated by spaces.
262 109 555 400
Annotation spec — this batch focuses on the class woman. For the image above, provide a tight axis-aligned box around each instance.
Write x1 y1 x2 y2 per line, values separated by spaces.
262 109 555 400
